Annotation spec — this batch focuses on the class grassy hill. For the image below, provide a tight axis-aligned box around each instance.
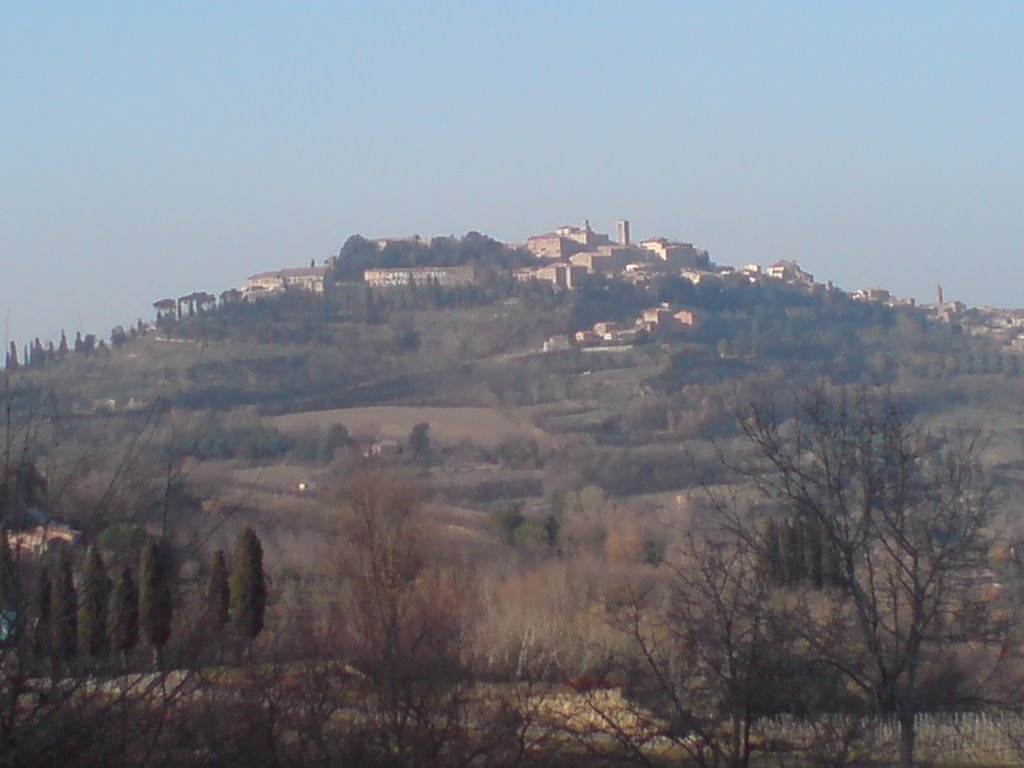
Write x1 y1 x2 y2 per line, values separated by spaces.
6 267 1024 563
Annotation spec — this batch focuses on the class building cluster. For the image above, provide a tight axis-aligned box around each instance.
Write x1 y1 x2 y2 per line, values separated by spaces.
230 218 1024 357
851 287 918 309
513 263 588 289
763 260 814 285
346 218 715 292
524 219 711 277
951 295 1024 350
525 219 614 258
236 218 809 302
574 303 698 349
230 219 847 359
243 266 327 299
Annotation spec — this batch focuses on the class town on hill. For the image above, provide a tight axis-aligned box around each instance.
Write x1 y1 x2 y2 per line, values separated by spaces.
8 217 1021 373
5 218 1024 768
132 217 1024 354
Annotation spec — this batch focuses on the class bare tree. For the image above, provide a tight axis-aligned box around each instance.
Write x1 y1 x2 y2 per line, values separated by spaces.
336 470 531 767
728 384 1004 768
570 530 802 768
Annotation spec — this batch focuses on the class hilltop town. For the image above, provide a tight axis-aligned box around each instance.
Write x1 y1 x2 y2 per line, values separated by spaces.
7 217 1024 768
8 216 1024 383
192 218 1024 353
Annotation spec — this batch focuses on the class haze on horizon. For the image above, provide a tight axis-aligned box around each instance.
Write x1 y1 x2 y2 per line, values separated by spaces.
2 2 1022 347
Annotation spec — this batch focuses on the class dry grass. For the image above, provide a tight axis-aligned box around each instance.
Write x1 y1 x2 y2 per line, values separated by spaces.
269 406 546 448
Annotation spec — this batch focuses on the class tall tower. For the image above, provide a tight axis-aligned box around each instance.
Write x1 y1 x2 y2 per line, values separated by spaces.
936 284 944 304
617 219 631 246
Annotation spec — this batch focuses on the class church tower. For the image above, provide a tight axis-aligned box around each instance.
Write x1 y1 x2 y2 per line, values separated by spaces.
617 219 631 246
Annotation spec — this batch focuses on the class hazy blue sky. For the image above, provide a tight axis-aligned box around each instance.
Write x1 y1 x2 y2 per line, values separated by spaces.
3 2 1022 347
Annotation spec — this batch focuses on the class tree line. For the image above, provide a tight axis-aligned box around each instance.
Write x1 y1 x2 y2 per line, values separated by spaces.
0 525 265 675
4 320 152 373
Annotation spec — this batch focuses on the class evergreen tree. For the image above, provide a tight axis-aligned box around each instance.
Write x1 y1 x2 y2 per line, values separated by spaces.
32 566 50 659
408 422 431 465
229 527 266 642
804 521 825 589
821 538 843 589
50 556 77 666
0 529 14 610
139 539 172 659
760 515 784 585
30 338 44 368
364 284 375 322
542 512 561 549
58 330 69 358
78 546 111 657
780 519 806 584
206 548 230 631
109 566 139 662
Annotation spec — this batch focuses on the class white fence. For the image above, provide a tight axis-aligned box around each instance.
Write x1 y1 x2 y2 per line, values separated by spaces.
756 713 1024 765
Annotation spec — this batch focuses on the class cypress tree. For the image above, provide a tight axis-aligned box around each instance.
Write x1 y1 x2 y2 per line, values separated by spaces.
109 566 139 663
139 539 172 660
804 521 825 590
32 566 50 660
408 422 431 465
0 529 15 611
30 339 44 368
229 527 266 642
50 555 77 666
206 549 230 631
781 519 806 584
760 515 784 585
542 513 561 549
822 538 843 589
78 546 111 657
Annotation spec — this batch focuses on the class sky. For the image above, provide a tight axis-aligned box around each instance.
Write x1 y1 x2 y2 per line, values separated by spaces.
2 2 1022 347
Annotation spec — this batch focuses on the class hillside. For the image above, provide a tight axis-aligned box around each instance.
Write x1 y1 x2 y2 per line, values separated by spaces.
7 242 1024 768
7 250 1024 541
